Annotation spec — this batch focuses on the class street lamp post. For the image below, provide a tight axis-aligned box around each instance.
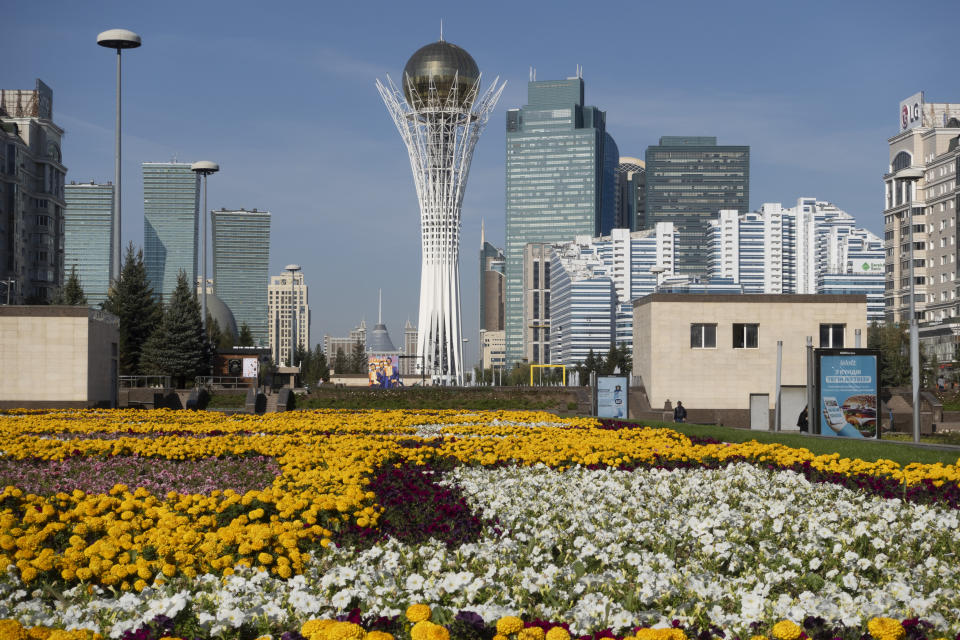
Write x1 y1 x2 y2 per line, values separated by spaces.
97 28 141 284
1 279 15 305
191 161 219 331
285 264 301 368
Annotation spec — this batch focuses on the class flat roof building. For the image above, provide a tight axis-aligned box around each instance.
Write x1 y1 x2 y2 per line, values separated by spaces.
64 181 113 307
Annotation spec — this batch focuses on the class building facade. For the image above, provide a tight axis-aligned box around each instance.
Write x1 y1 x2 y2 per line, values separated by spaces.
480 237 505 333
142 162 199 302
615 157 645 231
323 320 367 365
480 329 505 371
633 294 867 427
706 199 884 323
0 80 67 304
644 136 749 276
883 93 960 325
211 208 271 345
64 181 113 307
504 76 618 368
267 270 309 366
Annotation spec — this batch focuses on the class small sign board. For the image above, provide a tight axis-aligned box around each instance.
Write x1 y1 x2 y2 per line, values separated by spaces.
814 349 880 439
597 375 628 419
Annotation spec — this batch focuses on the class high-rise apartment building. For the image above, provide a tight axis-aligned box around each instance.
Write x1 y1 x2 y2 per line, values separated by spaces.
64 181 113 307
211 208 270 345
402 319 418 377
143 162 199 302
0 80 67 303
644 136 749 276
504 76 618 368
267 270 309 366
707 200 885 323
882 92 960 325
549 225 675 364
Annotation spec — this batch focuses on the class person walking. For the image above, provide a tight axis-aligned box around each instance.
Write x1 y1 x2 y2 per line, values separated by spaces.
797 406 809 433
673 401 687 423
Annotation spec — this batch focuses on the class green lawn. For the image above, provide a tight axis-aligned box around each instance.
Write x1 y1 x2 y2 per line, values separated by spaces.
630 419 960 466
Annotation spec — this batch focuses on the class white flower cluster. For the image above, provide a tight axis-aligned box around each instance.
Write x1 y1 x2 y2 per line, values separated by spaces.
1 463 958 637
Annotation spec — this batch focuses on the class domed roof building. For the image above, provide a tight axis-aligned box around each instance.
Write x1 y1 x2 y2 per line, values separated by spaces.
206 292 238 339
402 40 480 109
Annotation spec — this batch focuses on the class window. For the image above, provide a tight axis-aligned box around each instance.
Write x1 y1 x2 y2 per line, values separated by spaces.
533 261 539 290
732 323 759 349
690 323 716 349
820 324 844 348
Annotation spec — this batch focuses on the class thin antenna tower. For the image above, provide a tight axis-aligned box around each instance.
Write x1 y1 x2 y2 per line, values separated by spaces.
378 288 382 323
440 20 444 41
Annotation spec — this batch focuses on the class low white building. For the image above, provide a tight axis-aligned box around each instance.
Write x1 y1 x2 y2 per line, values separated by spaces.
633 294 867 428
0 306 119 408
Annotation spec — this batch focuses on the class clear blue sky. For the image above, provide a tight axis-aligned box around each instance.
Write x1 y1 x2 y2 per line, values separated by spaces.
4 0 957 362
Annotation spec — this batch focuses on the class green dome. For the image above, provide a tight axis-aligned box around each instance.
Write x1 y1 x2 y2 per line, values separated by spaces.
402 40 479 109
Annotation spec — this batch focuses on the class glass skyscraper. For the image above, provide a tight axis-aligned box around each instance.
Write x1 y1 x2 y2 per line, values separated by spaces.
142 162 199 302
212 208 271 345
504 77 617 368
644 136 749 275
64 181 113 307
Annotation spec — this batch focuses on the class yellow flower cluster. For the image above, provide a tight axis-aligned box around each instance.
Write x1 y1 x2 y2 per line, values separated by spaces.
627 629 688 640
770 620 802 640
1 409 958 590
867 617 905 640
0 619 102 640
494 616 571 640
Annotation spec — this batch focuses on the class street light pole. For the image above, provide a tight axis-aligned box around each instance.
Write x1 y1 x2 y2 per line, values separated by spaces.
285 264 301 368
191 161 219 332
97 29 141 284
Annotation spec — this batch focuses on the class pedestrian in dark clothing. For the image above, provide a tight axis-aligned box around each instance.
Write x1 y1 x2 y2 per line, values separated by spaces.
673 401 687 423
797 406 809 433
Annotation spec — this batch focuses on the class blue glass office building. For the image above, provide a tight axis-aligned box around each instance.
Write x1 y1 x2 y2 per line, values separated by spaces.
64 181 113 307
142 162 199 302
504 77 617 368
645 136 749 276
212 208 271 346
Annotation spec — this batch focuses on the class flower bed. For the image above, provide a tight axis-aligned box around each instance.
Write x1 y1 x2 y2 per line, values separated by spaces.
0 409 958 639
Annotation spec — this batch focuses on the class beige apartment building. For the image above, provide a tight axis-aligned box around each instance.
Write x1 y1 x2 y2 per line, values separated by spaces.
633 294 867 428
883 93 960 325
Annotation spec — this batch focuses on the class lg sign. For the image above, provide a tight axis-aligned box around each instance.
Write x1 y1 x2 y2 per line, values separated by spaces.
900 92 924 131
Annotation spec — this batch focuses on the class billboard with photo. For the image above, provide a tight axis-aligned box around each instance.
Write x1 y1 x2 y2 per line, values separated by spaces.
815 349 880 438
597 376 628 419
368 355 402 389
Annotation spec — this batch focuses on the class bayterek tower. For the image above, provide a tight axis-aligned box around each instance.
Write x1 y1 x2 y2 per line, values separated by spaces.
377 39 504 385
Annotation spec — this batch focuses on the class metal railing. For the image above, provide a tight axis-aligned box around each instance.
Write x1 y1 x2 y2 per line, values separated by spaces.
195 376 254 391
119 375 171 389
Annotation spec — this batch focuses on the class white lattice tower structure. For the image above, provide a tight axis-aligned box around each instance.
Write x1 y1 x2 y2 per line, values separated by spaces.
377 48 504 385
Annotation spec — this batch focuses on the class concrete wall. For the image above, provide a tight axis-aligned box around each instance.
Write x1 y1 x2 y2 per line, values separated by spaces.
634 294 868 413
0 306 118 407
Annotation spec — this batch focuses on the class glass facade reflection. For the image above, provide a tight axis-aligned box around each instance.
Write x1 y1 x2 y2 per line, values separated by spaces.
212 209 271 346
504 78 617 368
644 136 749 276
64 182 113 307
143 163 199 302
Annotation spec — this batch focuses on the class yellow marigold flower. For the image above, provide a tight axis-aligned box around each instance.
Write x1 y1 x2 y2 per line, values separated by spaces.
411 621 435 640
519 628 545 640
427 626 450 640
635 629 687 640
302 619 335 638
364 633 394 640
867 618 906 640
497 617 524 636
0 619 27 640
27 628 53 640
325 622 365 640
493 636 510 640
545 628 571 640
406 603 432 622
771 621 802 640
750 636 768 640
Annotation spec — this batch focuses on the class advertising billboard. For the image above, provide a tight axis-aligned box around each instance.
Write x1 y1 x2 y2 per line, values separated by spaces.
242 357 260 379
369 355 402 389
815 349 880 438
597 376 628 419
857 259 885 274
900 92 924 132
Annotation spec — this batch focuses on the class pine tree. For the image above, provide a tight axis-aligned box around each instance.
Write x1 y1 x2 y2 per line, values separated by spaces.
237 323 255 347
349 340 367 374
139 271 207 388
104 244 161 375
334 347 348 374
54 266 87 305
206 314 235 351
